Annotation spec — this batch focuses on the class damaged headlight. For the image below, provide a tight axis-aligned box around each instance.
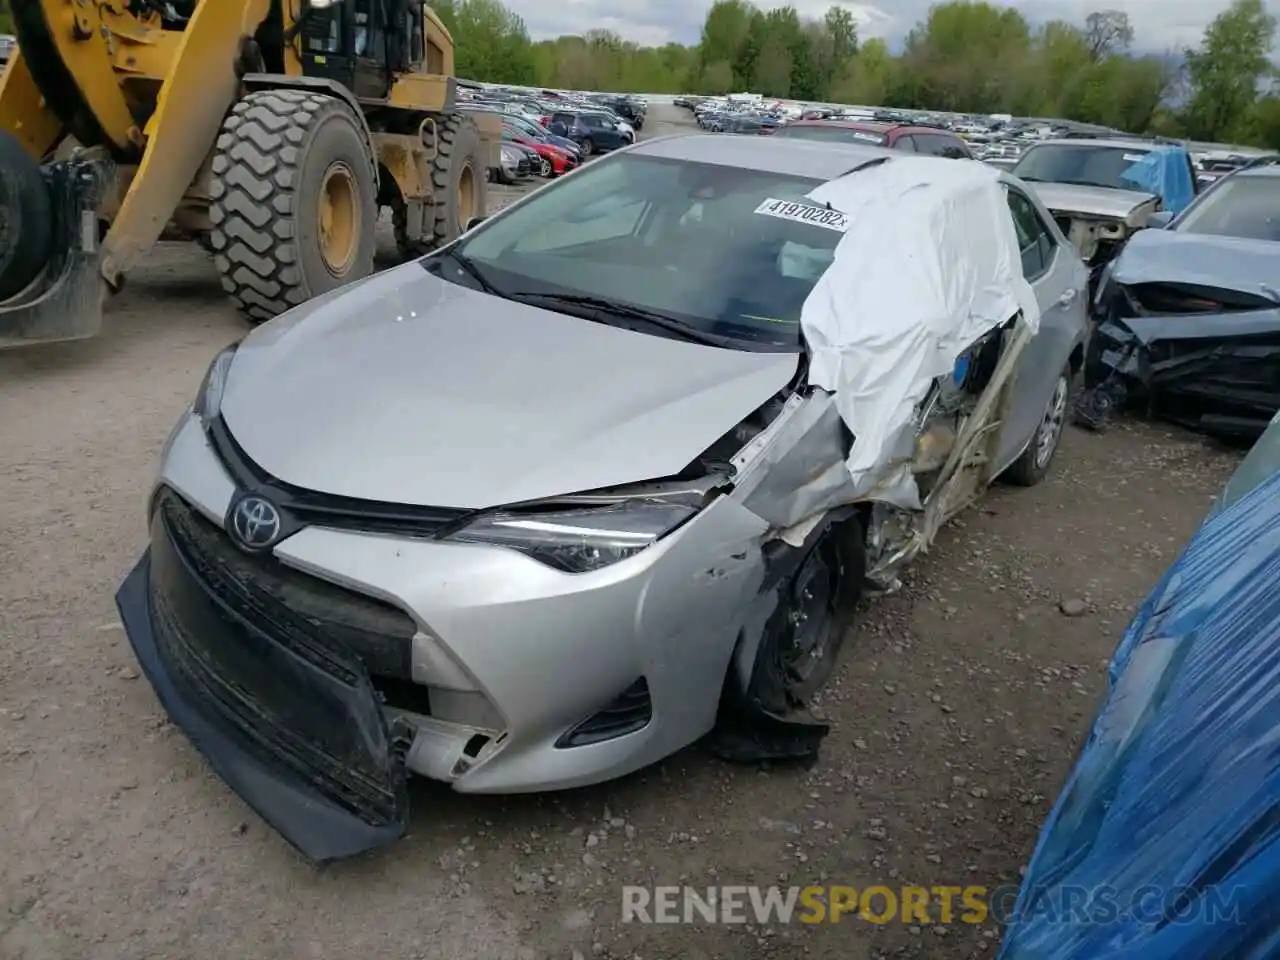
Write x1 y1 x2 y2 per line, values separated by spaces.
193 343 238 424
446 500 697 573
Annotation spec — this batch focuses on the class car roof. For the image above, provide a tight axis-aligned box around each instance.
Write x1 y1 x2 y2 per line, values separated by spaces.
629 133 902 180
790 120 892 134
1031 137 1157 151
1235 162 1280 178
786 120 959 137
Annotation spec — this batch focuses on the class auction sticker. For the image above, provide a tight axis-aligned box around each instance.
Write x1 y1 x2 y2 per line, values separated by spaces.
754 198 849 232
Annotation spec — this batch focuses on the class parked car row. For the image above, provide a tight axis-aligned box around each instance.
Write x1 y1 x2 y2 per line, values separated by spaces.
460 85 644 172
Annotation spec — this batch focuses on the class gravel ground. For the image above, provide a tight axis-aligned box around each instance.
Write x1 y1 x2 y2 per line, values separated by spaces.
0 105 1247 960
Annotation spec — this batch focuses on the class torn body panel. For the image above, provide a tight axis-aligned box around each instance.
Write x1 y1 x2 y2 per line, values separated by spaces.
708 313 1034 762
703 160 1048 765
1083 230 1280 438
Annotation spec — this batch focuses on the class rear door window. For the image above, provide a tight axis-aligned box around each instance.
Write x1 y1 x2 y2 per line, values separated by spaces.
913 134 971 159
1006 189 1057 281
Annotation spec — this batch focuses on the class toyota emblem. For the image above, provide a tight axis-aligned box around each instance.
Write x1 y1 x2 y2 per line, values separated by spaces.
228 494 282 551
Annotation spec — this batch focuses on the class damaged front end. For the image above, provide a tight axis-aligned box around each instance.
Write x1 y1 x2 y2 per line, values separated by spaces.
1026 183 1160 297
704 318 1033 764
1056 212 1144 273
1083 277 1280 440
116 490 411 862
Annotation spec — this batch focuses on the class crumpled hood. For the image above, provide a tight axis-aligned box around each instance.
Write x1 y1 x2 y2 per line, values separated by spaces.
1027 182 1157 221
220 263 798 509
1111 228 1280 295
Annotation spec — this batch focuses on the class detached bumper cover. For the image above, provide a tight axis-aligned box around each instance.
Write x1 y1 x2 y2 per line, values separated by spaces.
114 494 409 862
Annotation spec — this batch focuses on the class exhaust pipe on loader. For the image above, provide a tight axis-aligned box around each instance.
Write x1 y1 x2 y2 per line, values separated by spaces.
0 130 111 349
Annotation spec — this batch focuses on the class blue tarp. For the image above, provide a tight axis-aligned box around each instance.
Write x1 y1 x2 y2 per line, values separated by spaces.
997 466 1280 960
1121 146 1196 214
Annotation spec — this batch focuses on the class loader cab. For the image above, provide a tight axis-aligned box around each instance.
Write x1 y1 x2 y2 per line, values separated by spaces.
297 0 425 100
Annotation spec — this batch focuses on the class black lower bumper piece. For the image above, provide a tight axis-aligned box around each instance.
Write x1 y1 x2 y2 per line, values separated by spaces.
114 495 409 862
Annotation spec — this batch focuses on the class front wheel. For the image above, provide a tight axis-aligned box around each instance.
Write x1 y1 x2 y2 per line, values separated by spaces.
747 517 865 713
1005 366 1070 486
579 138 594 157
538 156 552 177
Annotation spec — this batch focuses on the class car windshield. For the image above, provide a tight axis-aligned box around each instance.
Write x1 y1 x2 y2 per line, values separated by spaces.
1174 176 1280 241
451 154 844 349
1012 144 1151 190
776 125 888 146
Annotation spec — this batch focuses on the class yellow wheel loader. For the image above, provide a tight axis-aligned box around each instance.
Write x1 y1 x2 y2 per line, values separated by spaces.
0 0 500 348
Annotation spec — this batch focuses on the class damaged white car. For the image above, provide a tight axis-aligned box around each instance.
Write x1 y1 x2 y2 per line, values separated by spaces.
1011 138 1197 283
115 134 1089 861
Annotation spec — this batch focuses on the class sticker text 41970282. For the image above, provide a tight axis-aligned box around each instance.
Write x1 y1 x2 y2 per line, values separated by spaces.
753 198 850 232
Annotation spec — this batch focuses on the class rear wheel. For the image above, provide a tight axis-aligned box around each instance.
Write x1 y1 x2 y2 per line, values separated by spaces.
579 138 595 157
395 113 487 258
0 130 53 300
1005 366 1070 486
209 89 378 324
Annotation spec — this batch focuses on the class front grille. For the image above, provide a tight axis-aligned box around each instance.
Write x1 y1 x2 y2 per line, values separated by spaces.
159 488 418 680
150 489 408 825
556 678 652 748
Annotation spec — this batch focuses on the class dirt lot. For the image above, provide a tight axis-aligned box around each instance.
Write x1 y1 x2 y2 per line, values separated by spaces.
0 105 1247 960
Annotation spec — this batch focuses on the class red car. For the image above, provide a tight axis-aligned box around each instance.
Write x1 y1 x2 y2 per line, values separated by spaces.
502 132 577 177
774 120 974 159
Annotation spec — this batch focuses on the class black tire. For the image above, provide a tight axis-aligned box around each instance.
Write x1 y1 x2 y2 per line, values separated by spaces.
1004 365 1071 486
0 130 53 300
209 89 378 324
395 113 486 258
748 517 866 714
579 137 595 157
538 155 552 177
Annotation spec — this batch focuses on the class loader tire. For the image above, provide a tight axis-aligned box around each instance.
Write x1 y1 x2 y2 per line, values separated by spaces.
395 114 486 258
209 89 378 324
0 130 53 301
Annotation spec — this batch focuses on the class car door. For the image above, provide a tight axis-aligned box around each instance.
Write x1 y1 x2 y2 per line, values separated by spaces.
995 184 1090 470
586 115 624 148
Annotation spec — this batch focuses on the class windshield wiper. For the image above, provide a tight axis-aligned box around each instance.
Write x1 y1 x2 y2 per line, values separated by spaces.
437 248 500 294
505 291 733 347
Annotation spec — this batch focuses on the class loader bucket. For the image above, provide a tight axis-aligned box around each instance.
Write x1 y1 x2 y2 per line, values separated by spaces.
0 153 110 350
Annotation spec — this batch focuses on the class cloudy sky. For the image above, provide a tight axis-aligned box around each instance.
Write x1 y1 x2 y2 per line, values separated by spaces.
514 0 1276 54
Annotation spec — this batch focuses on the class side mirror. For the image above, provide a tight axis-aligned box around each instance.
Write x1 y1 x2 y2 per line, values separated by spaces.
1145 210 1175 229
465 215 486 232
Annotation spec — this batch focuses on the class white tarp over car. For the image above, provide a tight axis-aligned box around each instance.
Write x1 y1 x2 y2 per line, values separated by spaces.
799 157 1041 506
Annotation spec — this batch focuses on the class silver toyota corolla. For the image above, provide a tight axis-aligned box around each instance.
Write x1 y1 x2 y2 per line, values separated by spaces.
116 134 1088 860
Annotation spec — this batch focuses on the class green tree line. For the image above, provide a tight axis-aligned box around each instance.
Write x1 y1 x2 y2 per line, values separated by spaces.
0 0 1273 146
434 0 1280 148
